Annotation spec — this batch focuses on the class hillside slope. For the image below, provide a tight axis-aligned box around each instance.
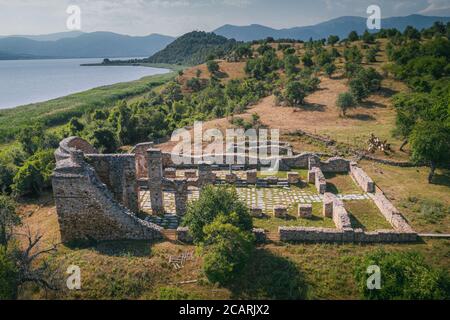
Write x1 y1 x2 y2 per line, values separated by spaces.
147 31 238 65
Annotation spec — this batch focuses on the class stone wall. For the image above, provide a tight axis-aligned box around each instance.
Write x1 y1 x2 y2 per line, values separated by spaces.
320 157 350 173
85 154 139 213
53 142 162 243
323 193 352 230
310 167 327 194
349 163 375 193
279 227 417 243
368 187 415 233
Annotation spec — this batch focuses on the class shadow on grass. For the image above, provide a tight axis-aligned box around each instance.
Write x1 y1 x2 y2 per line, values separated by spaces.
348 213 365 230
65 239 153 257
301 102 326 112
432 170 450 187
326 182 339 194
230 249 309 300
360 100 386 109
347 113 376 121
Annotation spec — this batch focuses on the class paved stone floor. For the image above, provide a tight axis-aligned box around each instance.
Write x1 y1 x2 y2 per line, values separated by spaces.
140 186 370 220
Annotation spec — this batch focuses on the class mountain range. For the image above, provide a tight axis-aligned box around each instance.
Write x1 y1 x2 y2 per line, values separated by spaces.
0 32 175 60
1 14 449 60
214 14 450 41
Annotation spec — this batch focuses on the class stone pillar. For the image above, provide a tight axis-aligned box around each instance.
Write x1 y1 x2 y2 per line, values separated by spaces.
308 155 320 170
246 170 257 184
323 193 334 218
122 156 139 213
308 169 316 184
174 179 188 216
198 162 214 188
147 148 164 215
287 172 299 184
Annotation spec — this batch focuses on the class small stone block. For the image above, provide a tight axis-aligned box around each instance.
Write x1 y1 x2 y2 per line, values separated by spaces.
184 170 197 179
287 172 300 184
298 204 313 218
273 206 287 218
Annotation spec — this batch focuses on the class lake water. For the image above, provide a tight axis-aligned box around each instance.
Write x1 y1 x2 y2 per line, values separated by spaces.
0 58 170 109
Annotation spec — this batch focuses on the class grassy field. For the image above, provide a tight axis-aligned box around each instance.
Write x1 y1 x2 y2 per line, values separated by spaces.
253 202 335 232
0 70 178 143
324 173 362 194
17 197 450 300
345 200 393 231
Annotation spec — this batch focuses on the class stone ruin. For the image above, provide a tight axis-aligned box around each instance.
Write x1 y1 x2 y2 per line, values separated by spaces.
52 136 417 244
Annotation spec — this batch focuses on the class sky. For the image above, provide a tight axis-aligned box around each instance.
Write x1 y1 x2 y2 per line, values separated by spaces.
0 0 449 37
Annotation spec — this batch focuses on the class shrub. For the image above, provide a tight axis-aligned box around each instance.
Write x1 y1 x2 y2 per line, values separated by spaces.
336 92 356 116
12 150 55 197
284 81 307 106
0 246 18 299
355 250 450 300
202 214 255 286
182 186 252 243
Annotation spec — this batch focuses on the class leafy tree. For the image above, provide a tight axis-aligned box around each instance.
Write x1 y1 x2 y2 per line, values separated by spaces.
12 150 55 197
301 53 314 67
324 63 336 78
348 31 359 42
349 78 369 102
355 250 450 299
409 121 450 183
186 77 202 92
362 30 375 44
207 60 220 75
87 128 118 154
336 92 356 116
284 54 300 76
182 186 252 243
68 118 84 136
0 195 20 246
202 214 254 286
0 246 18 299
327 35 340 46
404 26 421 40
284 81 307 106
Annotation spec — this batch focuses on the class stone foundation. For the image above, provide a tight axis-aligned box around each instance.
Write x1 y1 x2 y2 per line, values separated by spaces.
287 172 300 184
273 206 288 218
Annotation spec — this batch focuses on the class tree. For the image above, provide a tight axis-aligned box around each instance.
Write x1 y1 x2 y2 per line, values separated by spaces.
202 214 254 286
327 35 340 46
336 92 356 117
12 150 55 197
0 246 18 299
348 31 359 42
349 78 369 102
362 30 375 43
186 77 202 92
207 60 220 75
88 128 118 154
68 118 84 136
0 195 20 247
409 121 450 183
302 53 314 67
284 54 300 76
324 63 336 78
182 186 252 243
355 250 450 299
284 81 306 106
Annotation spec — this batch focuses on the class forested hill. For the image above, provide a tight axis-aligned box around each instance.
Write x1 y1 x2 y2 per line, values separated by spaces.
146 31 239 65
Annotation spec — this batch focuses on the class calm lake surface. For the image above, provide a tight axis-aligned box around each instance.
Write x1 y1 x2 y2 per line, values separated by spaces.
0 58 170 109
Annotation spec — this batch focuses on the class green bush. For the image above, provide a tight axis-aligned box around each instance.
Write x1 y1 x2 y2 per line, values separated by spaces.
12 150 55 197
182 186 252 243
355 250 450 300
0 246 18 300
202 214 255 286
336 92 356 116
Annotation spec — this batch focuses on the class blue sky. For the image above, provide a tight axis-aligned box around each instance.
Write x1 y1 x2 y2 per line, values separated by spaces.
0 0 449 36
